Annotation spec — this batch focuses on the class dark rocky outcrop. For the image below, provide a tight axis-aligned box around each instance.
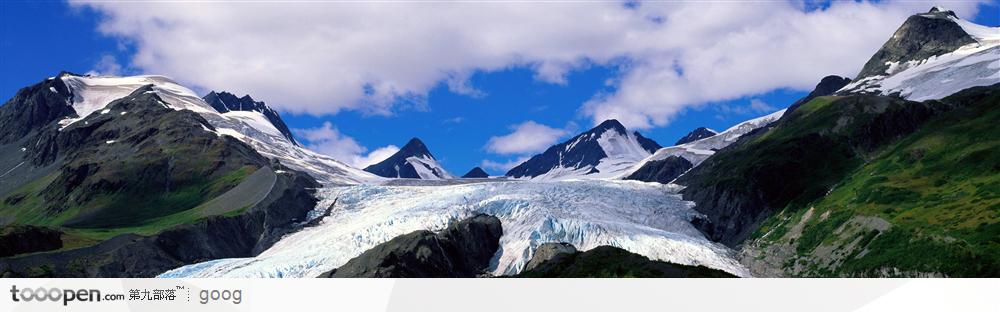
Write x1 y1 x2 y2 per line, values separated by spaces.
461 167 490 178
0 225 63 257
624 156 693 184
853 8 976 81
516 245 735 278
203 91 298 145
523 242 576 271
0 74 75 145
322 214 502 278
506 119 661 178
675 127 717 145
785 75 852 115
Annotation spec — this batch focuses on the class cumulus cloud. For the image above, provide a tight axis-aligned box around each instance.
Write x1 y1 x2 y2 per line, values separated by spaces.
485 121 567 155
293 122 396 168
73 1 990 127
351 145 400 169
85 54 122 76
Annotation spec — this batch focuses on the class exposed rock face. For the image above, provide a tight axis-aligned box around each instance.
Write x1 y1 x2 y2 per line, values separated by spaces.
675 127 717 145
0 74 75 145
853 8 976 81
0 225 63 257
785 75 851 115
461 167 490 178
322 214 502 278
523 242 576 271
516 245 735 278
203 91 298 145
624 156 693 184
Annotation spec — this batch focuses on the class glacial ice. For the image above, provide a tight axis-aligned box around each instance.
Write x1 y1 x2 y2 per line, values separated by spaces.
160 179 750 278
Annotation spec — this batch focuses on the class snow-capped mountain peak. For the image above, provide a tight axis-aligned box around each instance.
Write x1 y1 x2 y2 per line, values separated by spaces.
203 91 298 145
839 8 999 101
364 138 454 179
58 73 216 128
54 72 379 185
506 119 662 180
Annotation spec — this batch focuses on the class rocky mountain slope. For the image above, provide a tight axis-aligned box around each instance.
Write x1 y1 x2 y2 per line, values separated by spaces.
839 7 999 101
506 119 661 180
670 8 1000 277
0 79 321 277
203 91 298 145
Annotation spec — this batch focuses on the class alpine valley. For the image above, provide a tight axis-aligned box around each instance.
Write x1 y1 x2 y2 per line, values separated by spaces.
1 7 997 278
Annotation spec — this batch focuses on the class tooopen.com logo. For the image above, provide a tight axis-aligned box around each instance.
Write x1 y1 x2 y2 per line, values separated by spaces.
9 285 123 306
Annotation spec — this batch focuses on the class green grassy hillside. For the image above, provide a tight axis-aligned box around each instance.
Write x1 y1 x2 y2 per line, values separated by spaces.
744 85 999 277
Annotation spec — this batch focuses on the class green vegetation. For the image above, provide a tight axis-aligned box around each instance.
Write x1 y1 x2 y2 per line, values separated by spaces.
753 86 1000 277
0 165 258 250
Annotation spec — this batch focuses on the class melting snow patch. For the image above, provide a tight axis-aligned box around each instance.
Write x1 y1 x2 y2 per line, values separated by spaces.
100 109 111 115
48 87 57 93
105 140 115 144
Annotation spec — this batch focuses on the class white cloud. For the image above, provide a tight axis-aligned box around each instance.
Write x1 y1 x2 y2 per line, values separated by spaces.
481 156 531 172
749 99 776 113
352 145 400 169
486 121 567 155
85 54 122 76
73 1 990 127
293 122 397 168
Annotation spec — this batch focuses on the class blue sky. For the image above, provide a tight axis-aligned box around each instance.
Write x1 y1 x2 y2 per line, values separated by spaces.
2 1 998 175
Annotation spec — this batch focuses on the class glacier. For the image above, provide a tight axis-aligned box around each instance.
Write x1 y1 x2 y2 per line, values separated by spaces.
160 179 750 278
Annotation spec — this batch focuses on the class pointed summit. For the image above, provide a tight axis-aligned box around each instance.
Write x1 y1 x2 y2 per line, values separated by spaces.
461 167 490 178
203 91 298 145
675 127 718 146
839 8 998 101
506 119 662 180
364 137 453 179
398 137 434 159
853 8 976 81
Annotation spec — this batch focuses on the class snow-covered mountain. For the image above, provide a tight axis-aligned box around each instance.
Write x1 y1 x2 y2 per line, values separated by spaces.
506 119 661 180
203 91 298 145
839 7 1000 101
620 109 786 180
160 179 749 278
56 73 380 185
364 138 454 179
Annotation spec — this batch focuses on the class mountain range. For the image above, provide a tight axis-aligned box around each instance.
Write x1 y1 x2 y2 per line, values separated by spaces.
1 7 997 278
